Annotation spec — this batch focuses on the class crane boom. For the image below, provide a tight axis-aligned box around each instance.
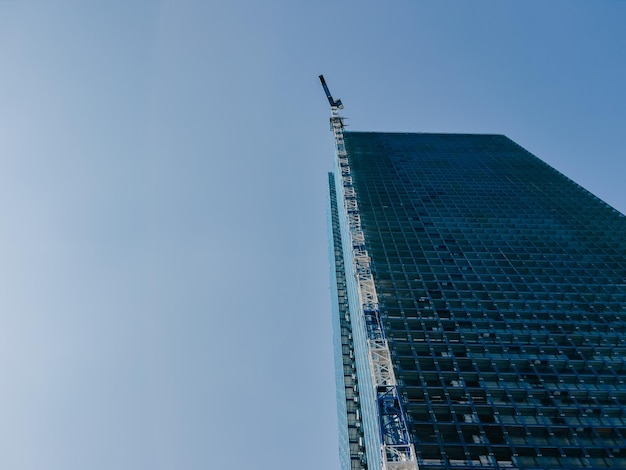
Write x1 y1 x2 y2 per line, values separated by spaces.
319 75 343 110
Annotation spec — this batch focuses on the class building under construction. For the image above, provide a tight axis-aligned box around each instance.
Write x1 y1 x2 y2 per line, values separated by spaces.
323 76 626 470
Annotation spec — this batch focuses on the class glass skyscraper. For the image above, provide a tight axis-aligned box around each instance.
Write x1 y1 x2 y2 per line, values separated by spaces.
328 130 626 470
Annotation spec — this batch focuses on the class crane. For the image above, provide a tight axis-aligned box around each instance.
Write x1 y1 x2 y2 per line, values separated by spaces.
319 75 343 110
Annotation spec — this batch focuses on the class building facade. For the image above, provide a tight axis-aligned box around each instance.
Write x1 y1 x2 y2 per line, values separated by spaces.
328 129 626 470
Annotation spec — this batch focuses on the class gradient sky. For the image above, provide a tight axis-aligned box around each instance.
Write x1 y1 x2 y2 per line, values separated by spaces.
0 2 624 469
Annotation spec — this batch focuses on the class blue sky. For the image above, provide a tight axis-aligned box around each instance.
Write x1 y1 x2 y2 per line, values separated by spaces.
0 2 624 469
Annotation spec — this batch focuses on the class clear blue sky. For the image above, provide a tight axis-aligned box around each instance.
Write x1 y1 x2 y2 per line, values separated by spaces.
0 2 624 469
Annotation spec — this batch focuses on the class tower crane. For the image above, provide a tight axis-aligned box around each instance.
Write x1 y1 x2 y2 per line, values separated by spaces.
320 74 419 470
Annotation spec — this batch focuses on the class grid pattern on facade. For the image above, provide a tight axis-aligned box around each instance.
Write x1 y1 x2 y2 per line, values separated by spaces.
329 173 368 470
342 132 626 470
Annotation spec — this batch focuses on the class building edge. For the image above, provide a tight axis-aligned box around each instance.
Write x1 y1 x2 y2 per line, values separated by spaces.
330 118 418 470
329 173 368 470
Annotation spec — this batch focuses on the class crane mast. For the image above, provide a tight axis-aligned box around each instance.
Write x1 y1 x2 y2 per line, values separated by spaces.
321 75 418 470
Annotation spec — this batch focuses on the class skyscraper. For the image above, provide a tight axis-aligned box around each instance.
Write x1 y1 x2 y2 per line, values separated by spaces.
326 98 626 468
